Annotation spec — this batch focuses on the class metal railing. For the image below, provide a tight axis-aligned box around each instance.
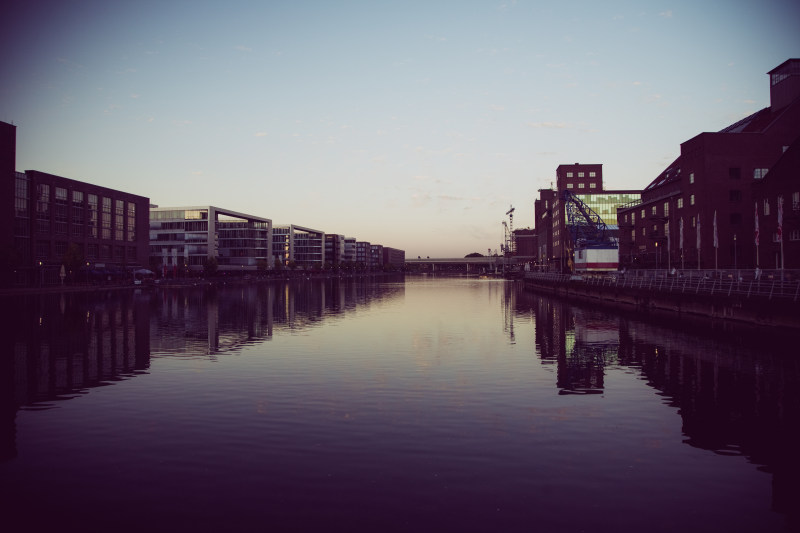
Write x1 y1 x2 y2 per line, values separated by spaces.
524 269 800 301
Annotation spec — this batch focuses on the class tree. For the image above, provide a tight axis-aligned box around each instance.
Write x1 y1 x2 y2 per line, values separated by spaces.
465 252 484 258
63 243 85 281
203 256 218 276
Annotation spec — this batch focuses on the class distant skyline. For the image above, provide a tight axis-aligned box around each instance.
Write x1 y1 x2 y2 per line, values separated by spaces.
2 1 799 258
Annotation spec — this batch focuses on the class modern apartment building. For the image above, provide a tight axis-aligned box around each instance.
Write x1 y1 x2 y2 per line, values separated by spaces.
343 237 356 263
150 206 271 274
369 244 384 270
382 247 405 269
355 241 371 267
1 121 150 286
617 59 800 271
324 234 345 266
273 225 325 269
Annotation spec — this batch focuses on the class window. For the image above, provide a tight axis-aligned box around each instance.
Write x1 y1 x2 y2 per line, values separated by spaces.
642 228 646 236
790 229 800 241
664 223 669 236
115 200 124 240
677 198 684 209
102 197 112 240
54 187 68 235
36 184 50 234
691 216 696 228
566 183 573 189
729 190 741 201
578 183 585 189
793 191 799 211
663 202 669 217
640 209 645 218
729 168 741 180
589 183 597 189
578 172 585 178
690 194 695 206
88 194 98 238
631 212 636 223
631 230 635 242
589 171 596 177
764 199 770 216
651 206 657 216
566 172 573 178
689 172 695 184
55 241 67 257
36 240 50 259
127 203 136 241
753 168 769 179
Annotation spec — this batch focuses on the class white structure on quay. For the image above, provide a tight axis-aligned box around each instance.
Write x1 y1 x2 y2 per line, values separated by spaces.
149 205 272 273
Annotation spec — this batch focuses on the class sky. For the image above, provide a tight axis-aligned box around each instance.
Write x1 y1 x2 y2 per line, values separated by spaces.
2 1 799 258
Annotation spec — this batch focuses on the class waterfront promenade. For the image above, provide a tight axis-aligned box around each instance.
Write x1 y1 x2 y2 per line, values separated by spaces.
523 268 800 329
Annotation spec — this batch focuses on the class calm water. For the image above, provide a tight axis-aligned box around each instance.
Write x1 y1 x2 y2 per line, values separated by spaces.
1 276 798 532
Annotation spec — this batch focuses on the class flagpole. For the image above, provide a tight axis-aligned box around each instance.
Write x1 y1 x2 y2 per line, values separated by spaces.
680 217 684 270
754 201 760 269
778 196 784 279
696 214 701 270
713 210 718 271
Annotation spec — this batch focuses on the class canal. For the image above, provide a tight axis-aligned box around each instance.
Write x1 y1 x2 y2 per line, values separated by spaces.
0 276 797 532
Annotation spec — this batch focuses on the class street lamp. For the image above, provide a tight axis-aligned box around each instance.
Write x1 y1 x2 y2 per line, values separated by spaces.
734 234 737 272
655 241 659 271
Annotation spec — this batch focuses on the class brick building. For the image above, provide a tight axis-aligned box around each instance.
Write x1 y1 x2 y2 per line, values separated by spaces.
617 59 800 271
535 163 639 272
1 121 150 286
752 138 800 270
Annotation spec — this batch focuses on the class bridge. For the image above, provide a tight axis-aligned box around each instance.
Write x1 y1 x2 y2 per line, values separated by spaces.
405 256 535 273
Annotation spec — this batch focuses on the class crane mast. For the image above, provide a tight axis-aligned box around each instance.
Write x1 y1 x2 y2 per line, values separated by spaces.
505 206 515 255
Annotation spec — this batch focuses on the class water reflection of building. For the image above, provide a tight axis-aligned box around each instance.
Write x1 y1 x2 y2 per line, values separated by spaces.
616 321 800 525
524 289 617 394
0 291 151 461
517 289 800 527
149 277 406 357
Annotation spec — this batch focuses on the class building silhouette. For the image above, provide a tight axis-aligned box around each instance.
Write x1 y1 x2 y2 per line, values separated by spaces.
1 121 150 287
617 59 800 271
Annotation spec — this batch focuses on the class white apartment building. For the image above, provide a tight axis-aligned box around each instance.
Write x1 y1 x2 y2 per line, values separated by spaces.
273 224 325 269
150 206 272 273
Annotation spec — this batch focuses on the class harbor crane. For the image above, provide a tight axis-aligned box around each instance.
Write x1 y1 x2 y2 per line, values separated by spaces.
505 206 515 255
561 190 618 272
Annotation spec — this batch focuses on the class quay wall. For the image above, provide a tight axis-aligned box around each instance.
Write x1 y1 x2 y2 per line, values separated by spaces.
522 275 800 330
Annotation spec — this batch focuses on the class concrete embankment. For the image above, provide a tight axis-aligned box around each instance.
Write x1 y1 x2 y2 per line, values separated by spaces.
523 274 800 330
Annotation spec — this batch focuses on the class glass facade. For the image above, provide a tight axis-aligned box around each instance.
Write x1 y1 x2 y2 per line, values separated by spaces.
567 193 641 225
150 208 271 270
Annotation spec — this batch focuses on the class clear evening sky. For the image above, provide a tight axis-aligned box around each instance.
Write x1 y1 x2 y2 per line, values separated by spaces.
2 1 798 258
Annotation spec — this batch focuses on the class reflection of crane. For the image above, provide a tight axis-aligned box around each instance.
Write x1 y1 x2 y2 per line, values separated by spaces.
505 205 515 255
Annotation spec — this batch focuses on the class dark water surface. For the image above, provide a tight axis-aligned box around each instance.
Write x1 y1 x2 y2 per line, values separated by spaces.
1 276 798 532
